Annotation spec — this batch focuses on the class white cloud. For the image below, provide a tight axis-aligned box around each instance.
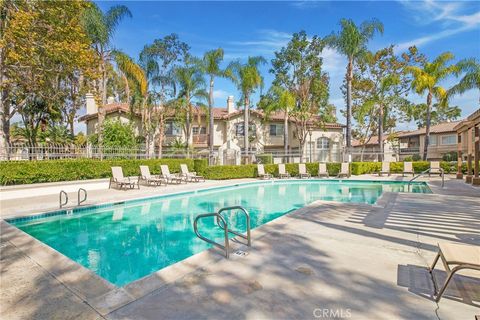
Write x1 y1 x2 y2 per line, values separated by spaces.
213 89 230 99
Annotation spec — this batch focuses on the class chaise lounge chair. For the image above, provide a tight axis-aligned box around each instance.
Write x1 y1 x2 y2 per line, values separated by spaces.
160 165 184 184
379 162 391 176
429 242 480 302
180 164 205 182
139 165 165 186
278 163 291 179
402 161 414 177
337 162 350 178
109 166 139 190
318 163 329 178
257 164 272 179
298 163 311 179
429 161 443 177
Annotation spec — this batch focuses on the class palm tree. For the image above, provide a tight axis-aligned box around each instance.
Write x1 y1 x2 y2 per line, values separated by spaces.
228 56 266 159
325 18 383 153
449 58 480 104
259 85 295 157
174 61 208 155
197 48 229 160
82 4 131 149
406 52 459 160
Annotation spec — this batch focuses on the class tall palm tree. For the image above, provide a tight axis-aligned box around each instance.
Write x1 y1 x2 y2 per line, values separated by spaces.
259 85 295 157
449 58 480 104
197 48 229 159
406 52 459 160
228 56 266 158
325 18 383 153
174 61 208 155
82 4 131 149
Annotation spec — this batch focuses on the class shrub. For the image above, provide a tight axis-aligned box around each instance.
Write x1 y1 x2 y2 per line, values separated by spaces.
193 159 208 175
256 153 273 164
88 119 137 148
412 154 421 161
442 151 457 162
0 158 195 185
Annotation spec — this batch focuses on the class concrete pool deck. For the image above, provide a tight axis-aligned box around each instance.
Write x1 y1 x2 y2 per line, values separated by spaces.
1 175 479 319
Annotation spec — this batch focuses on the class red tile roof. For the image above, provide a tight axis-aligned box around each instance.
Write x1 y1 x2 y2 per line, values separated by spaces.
396 121 461 138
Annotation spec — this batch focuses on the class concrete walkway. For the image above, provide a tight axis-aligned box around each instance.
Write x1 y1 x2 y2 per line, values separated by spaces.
1 176 479 319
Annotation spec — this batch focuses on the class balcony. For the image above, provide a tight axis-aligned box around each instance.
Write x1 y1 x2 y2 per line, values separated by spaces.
193 134 208 146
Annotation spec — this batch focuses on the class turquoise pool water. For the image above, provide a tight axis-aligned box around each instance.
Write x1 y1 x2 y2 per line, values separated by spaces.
11 180 430 286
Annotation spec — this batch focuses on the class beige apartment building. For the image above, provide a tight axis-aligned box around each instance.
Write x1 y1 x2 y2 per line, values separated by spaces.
79 94 345 163
397 121 461 160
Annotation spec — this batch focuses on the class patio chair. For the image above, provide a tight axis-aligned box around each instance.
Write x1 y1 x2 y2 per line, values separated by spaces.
298 163 311 179
278 163 291 179
337 162 350 178
160 165 184 184
402 161 414 177
379 162 391 176
257 164 272 179
139 165 165 186
180 164 205 182
429 242 480 302
318 163 329 178
109 166 139 190
429 161 443 176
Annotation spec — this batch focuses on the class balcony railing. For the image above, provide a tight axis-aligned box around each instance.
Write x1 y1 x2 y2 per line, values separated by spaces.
193 134 208 145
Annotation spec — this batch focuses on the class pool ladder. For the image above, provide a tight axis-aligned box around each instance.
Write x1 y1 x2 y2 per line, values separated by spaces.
193 206 251 258
408 168 444 191
59 188 88 208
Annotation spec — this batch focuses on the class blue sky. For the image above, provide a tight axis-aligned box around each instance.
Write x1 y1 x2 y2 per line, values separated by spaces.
88 0 480 132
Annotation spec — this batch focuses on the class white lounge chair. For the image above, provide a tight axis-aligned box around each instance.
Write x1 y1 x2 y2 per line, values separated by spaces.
429 242 480 302
139 165 165 186
337 162 350 178
402 161 414 177
180 164 205 182
318 163 329 178
429 161 443 176
298 163 311 179
379 162 391 176
160 165 184 184
278 164 290 179
109 166 139 190
257 164 272 179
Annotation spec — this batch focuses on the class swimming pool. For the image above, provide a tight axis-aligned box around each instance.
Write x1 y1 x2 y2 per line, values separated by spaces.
9 180 430 286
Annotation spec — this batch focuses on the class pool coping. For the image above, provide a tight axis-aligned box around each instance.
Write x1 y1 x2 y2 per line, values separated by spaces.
0 180 421 316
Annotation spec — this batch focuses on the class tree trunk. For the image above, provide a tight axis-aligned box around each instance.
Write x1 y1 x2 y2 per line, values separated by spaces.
0 98 10 160
209 77 214 161
284 110 288 162
423 92 432 161
378 103 384 162
346 57 353 154
157 112 165 158
97 60 107 159
186 102 191 158
244 96 249 162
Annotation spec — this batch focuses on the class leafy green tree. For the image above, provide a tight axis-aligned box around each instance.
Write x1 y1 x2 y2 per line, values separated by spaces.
82 3 132 149
259 86 295 156
228 56 266 156
400 103 461 128
325 19 384 151
270 31 331 161
405 51 459 160
449 58 480 104
139 34 190 157
89 119 137 149
197 48 230 156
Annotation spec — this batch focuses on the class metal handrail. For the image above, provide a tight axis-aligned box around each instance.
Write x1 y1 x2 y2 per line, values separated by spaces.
216 206 251 247
59 190 68 208
408 168 444 190
194 212 230 258
78 188 87 206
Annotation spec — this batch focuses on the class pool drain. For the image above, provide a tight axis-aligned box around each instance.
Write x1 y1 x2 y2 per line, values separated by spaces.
234 250 248 257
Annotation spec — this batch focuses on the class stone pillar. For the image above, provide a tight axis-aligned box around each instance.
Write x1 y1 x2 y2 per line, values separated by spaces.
465 127 473 183
473 125 480 186
456 132 463 179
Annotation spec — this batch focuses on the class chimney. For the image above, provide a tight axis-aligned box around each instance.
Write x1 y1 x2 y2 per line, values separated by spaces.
107 96 115 104
227 96 235 113
85 93 97 115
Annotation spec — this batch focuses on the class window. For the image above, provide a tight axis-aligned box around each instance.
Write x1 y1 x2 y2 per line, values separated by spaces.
235 122 256 137
165 121 181 136
441 135 456 145
193 127 206 135
429 135 437 145
316 137 330 149
269 124 284 136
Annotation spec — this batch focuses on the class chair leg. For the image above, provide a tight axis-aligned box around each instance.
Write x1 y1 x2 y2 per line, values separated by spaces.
434 266 466 302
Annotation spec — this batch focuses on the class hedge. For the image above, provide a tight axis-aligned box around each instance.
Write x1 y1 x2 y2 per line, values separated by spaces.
0 158 195 185
350 161 466 175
